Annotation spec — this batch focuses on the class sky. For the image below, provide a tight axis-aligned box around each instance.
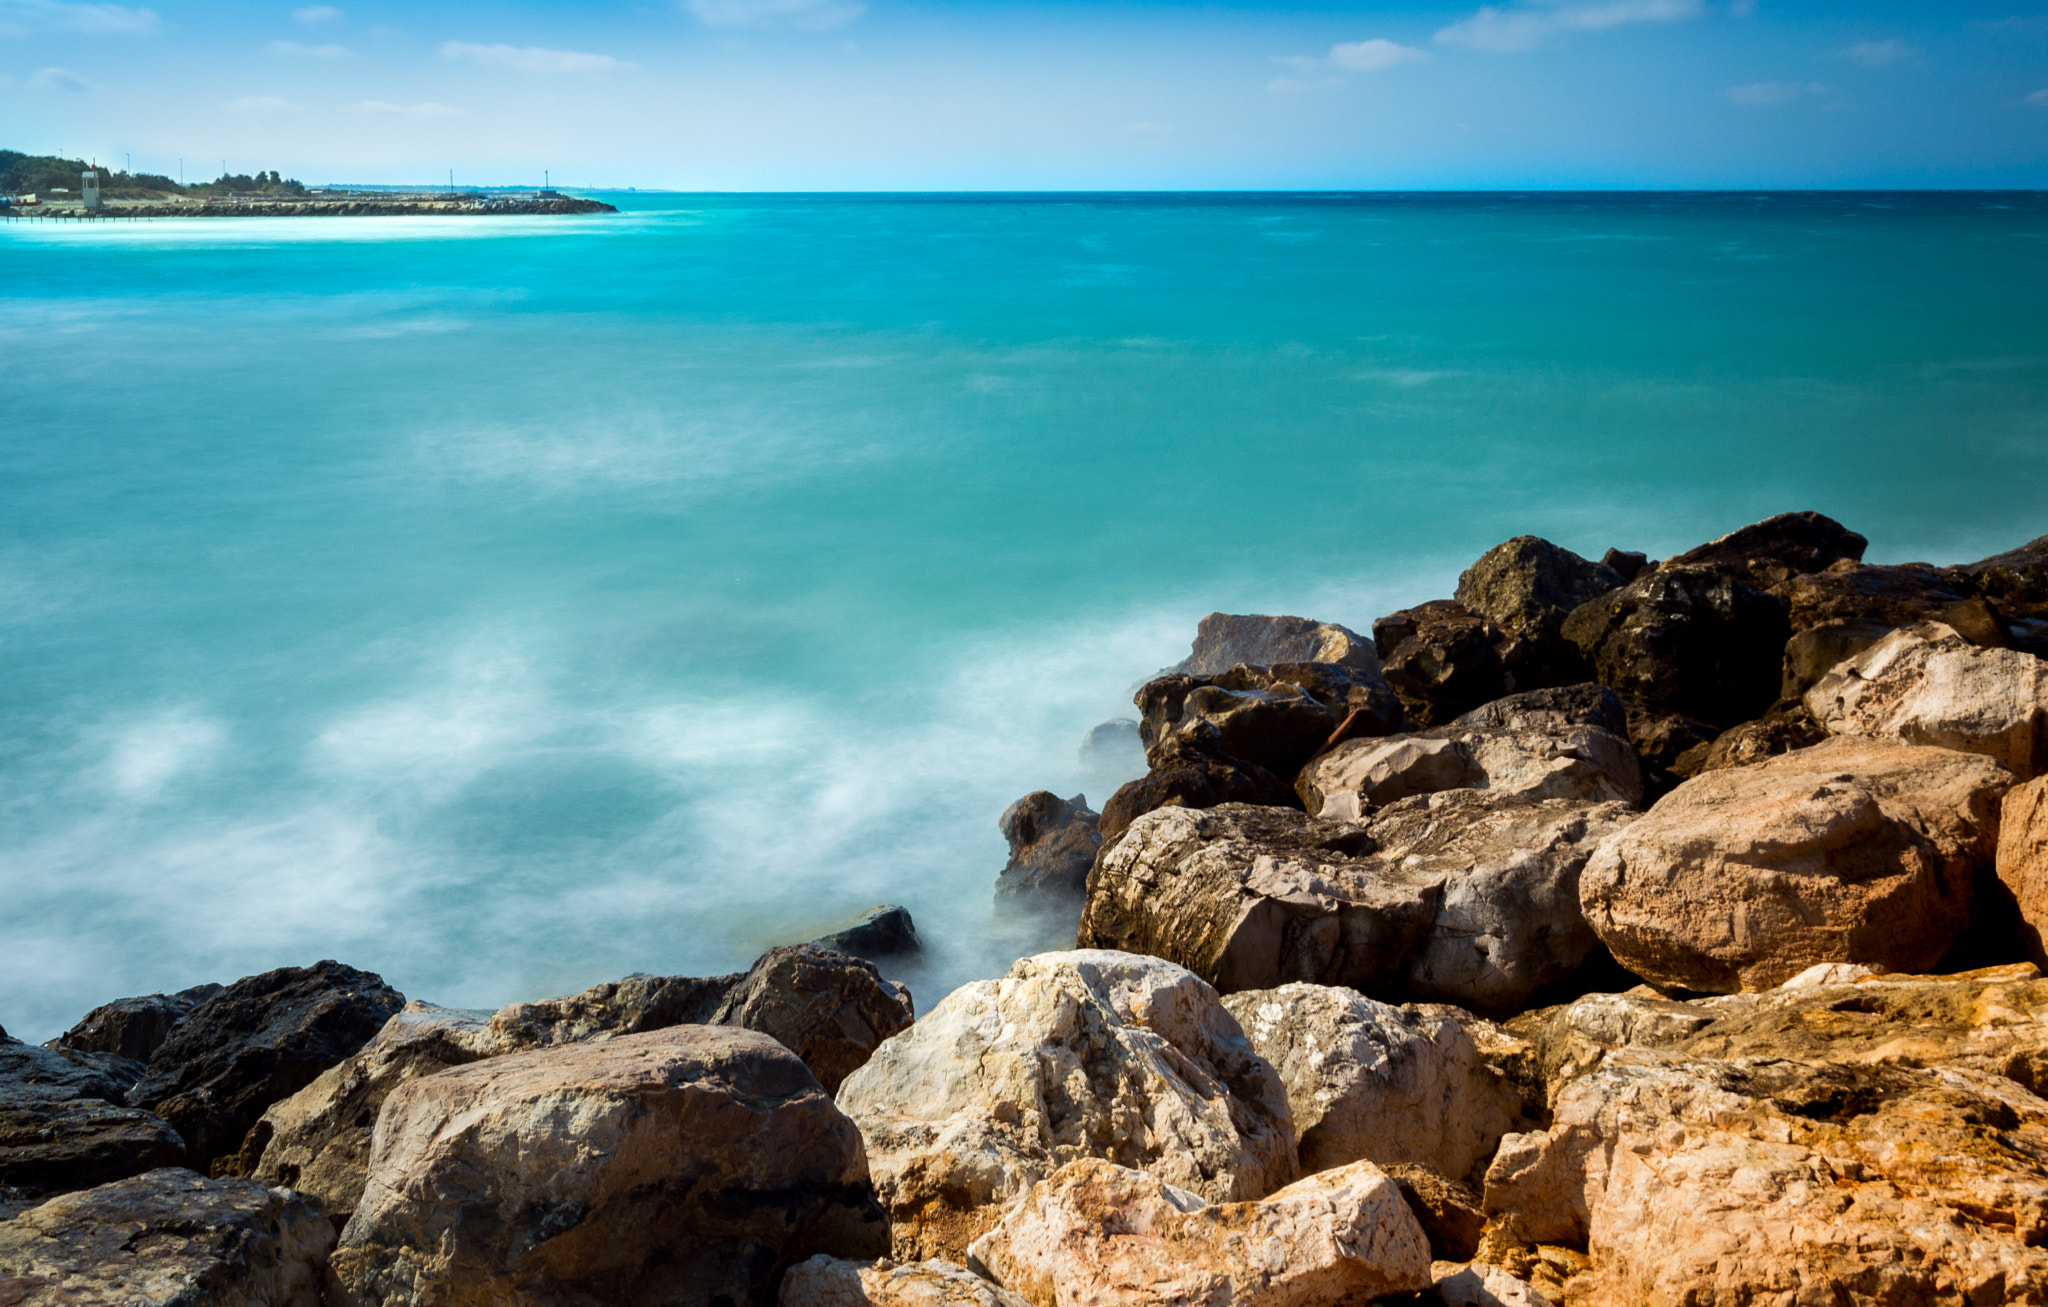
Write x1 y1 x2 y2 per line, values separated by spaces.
2 0 2046 189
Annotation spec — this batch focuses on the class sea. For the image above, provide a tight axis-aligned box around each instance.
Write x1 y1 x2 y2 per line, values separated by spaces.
3 191 2046 1042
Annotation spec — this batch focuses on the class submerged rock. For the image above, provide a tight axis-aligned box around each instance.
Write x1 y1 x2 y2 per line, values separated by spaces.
1173 611 1381 675
833 950 1297 1261
966 1157 1433 1307
994 792 1101 900
0 1168 333 1307
1581 736 2012 993
814 904 923 959
331 1026 888 1307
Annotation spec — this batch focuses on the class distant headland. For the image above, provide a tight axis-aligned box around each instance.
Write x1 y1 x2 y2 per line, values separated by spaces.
0 150 617 218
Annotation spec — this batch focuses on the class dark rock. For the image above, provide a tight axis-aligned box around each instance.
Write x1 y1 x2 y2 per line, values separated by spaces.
1158 683 1339 781
1672 702 1827 779
812 904 922 958
1135 662 1399 755
1372 601 1525 727
1385 1163 1485 1262
1664 510 1868 590
1078 718 1144 775
1561 564 1792 728
708 944 915 1095
1780 560 2001 637
1097 733 1297 842
1174 612 1380 675
1 1039 129 1106
1600 549 1651 582
54 984 223 1066
127 960 405 1176
1452 683 1628 737
995 792 1102 899
1622 701 1721 799
0 1083 187 1195
486 973 738 1049
0 1168 333 1305
1780 619 1899 701
1455 536 1623 686
1958 534 2048 654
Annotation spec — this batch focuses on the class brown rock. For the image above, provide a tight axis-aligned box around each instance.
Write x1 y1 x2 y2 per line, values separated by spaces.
330 1026 889 1307
705 944 915 1095
53 984 223 1068
1297 721 1641 819
994 792 1101 899
965 1157 1433 1307
1387 1165 1487 1262
1452 684 1627 737
1961 531 2048 656
1173 612 1382 675
1581 737 2011 993
0 1168 333 1307
0 1076 187 1197
1663 509 1867 590
1455 536 1624 686
780 1255 1030 1306
1669 701 1825 779
1096 733 1296 843
2002 778 2048 971
1373 601 1525 727
1561 565 1791 729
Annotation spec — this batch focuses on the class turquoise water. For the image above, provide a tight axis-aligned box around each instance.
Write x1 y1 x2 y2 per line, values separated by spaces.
4 192 2046 1041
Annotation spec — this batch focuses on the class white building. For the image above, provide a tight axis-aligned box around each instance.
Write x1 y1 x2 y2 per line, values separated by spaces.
82 170 102 209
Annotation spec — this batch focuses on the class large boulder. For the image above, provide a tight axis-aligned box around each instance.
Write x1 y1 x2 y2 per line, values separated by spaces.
1581 736 2012 993
2002 778 2048 971
781 1255 1029 1307
1296 721 1642 819
126 961 404 1176
1961 531 2048 656
1669 702 1825 779
1779 560 2008 674
832 950 1297 1261
995 793 1102 900
1560 565 1791 729
1133 663 1401 761
1079 795 1633 1016
51 983 224 1082
1173 611 1381 676
1806 621 2048 781
0 1168 333 1307
1480 1049 2048 1303
1662 509 1868 590
1097 733 1295 843
965 1157 1433 1307
813 905 923 960
1452 683 1627 737
1373 601 1524 727
253 948 911 1223
1221 984 1518 1180
1455 536 1623 685
330 1026 889 1307
0 1068 187 1195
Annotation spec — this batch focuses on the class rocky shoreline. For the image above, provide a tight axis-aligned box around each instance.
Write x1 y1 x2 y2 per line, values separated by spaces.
5 510 2048 1305
7 196 618 219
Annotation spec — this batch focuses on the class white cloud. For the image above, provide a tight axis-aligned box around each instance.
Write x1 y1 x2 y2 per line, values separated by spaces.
1435 0 1706 52
292 4 340 22
0 0 158 37
2028 88 2048 106
352 99 465 118
1726 80 1825 106
683 0 865 31
439 41 630 73
1330 38 1429 71
27 64 91 88
1836 39 1913 67
227 94 301 112
105 710 224 800
266 39 348 57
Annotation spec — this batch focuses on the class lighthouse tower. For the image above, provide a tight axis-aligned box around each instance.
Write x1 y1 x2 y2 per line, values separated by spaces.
82 168 102 210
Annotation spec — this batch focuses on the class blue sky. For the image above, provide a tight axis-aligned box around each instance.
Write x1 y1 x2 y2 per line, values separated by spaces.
3 0 2046 188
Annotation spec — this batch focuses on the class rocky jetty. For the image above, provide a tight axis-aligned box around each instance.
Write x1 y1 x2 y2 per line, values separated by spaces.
10 511 2048 1306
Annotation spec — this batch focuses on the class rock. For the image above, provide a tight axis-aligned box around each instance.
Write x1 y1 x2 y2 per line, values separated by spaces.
1780 559 2004 640
1662 509 1868 590
1455 536 1623 685
1561 564 1791 728
833 950 1297 1261
1159 682 1341 782
1617 702 1719 780
0 1168 333 1306
965 1157 1433 1307
1221 984 1518 1180
1373 601 1524 727
1480 1048 2048 1303
1598 548 1649 582
481 969 736 1048
706 944 915 1095
1433 1262 1555 1307
0 1079 187 1196
1174 611 1381 675
2001 777 2048 970
1961 531 2048 656
52 983 223 1067
125 961 404 1177
248 1003 504 1222
1806 620 2048 781
1452 684 1627 737
1097 733 1295 843
815 905 924 958
2 1039 130 1105
1581 736 2012 994
1134 662 1401 761
1080 795 1632 1016
995 793 1102 900
1296 721 1642 819
781 1255 1030 1307
1077 718 1143 776
1388 1166 1487 1262
1668 701 1825 778
330 1026 889 1307
1779 617 1896 700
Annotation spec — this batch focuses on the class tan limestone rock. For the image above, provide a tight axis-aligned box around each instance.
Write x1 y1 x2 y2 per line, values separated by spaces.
1580 736 2011 993
832 950 1297 1262
2002 776 2048 969
1807 620 2048 780
1433 1260 1556 1307
1221 984 1518 1180
1297 723 1641 820
780 1255 1030 1306
965 1157 1432 1307
330 1025 888 1307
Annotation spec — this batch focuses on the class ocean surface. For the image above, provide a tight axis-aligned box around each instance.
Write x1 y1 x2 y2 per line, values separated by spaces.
4 191 2046 1042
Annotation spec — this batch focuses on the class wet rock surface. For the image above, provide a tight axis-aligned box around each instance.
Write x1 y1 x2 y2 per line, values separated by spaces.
995 792 1103 900
814 904 924 959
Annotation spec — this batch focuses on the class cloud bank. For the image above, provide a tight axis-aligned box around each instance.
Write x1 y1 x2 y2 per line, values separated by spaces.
1436 0 1707 52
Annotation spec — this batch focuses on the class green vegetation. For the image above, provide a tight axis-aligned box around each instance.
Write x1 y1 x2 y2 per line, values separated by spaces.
2 150 306 200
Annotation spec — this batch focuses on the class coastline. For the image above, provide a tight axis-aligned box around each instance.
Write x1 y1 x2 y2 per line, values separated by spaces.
1 196 619 220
